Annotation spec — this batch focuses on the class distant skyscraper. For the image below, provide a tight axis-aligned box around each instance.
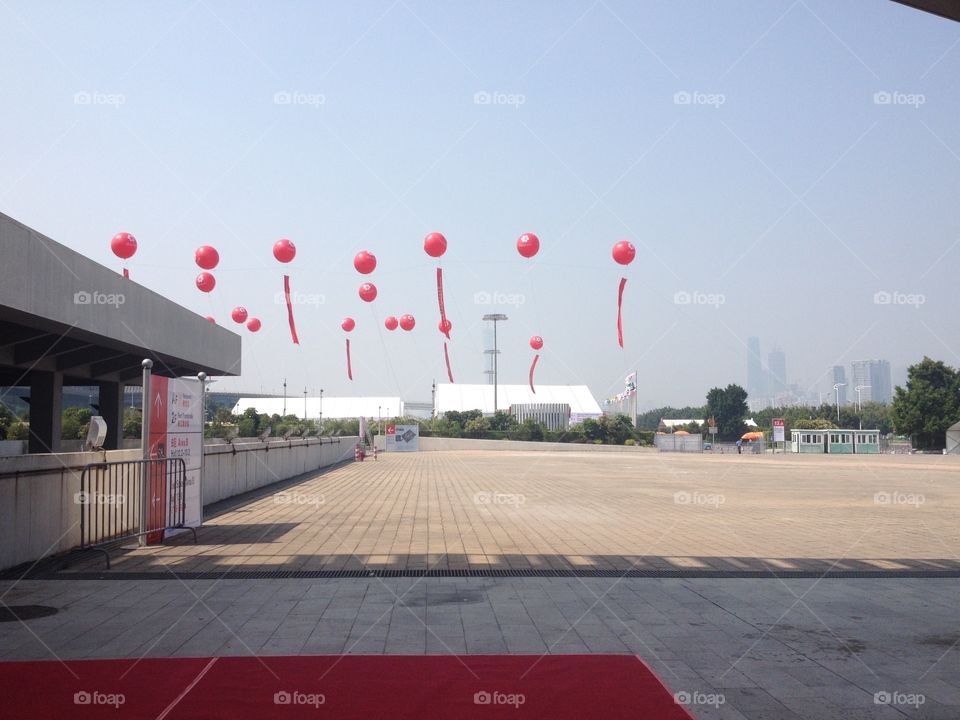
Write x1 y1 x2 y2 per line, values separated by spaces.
870 360 893 404
747 337 764 398
850 359 893 404
832 366 848 405
768 348 786 395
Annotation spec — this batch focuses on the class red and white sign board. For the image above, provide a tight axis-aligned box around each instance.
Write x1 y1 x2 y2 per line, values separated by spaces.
772 418 785 443
385 424 419 452
147 377 203 543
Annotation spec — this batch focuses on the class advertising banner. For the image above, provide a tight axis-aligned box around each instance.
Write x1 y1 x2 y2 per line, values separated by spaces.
772 418 786 443
385 424 419 452
146 376 203 543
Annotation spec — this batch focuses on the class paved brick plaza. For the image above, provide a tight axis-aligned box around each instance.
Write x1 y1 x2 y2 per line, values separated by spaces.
68 449 960 575
3 450 959 719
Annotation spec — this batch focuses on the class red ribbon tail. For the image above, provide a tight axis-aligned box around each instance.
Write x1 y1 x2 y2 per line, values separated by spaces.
437 267 450 339
284 275 300 345
617 277 627 348
444 342 454 383
346 338 352 380
123 267 129 279
529 354 540 394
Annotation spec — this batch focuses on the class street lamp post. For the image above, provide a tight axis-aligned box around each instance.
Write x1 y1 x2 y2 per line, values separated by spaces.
482 313 508 412
855 385 870 430
319 388 323 431
833 383 847 423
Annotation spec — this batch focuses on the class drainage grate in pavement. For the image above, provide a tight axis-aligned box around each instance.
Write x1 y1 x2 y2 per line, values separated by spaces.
0 605 59 622
28 568 960 580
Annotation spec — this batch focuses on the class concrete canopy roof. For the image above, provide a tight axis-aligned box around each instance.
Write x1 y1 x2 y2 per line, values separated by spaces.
0 212 241 383
892 0 960 23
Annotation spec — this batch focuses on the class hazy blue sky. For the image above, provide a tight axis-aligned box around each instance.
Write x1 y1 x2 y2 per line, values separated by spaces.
1 1 958 408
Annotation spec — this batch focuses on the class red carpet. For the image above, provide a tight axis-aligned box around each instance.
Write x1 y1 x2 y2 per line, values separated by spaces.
0 654 697 719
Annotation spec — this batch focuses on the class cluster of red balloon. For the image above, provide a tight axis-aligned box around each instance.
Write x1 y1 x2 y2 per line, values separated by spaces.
111 232 137 278
611 240 636 348
384 314 416 332
230 305 261 333
274 239 299 344
424 232 454 382
515 233 544 392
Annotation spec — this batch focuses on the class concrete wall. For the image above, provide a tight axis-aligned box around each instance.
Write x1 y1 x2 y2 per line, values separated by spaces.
0 436 358 571
417 437 655 453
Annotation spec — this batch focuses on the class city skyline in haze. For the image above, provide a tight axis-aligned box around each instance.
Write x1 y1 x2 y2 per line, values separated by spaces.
1 1 957 409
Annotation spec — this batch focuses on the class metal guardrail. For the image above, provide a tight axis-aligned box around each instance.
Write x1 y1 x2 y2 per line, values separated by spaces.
78 458 196 569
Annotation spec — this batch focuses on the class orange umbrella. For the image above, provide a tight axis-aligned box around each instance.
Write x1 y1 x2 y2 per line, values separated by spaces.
741 431 765 441
674 430 690 436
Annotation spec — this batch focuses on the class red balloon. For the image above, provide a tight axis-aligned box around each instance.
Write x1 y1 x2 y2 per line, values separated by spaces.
246 317 262 332
359 282 377 302
530 335 544 350
341 317 356 332
353 250 377 275
612 240 636 266
195 271 216 293
205 316 216 323
399 314 415 331
517 233 540 258
385 316 398 331
231 306 248 324
273 238 296 263
424 232 447 258
111 232 137 260
195 245 219 270
439 318 452 334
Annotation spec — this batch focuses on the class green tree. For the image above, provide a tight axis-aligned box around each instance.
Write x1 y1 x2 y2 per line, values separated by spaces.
122 408 142 438
489 410 517 431
61 407 92 440
0 404 14 440
706 384 748 441
8 421 29 441
464 416 491 438
891 357 959 450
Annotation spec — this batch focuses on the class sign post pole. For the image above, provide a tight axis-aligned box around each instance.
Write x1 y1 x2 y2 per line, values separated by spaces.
139 359 153 547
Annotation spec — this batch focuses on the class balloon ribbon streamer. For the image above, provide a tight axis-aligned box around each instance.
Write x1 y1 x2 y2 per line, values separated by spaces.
444 342 454 383
346 338 353 380
617 277 627 348
529 353 540 394
284 275 300 344
437 267 450 339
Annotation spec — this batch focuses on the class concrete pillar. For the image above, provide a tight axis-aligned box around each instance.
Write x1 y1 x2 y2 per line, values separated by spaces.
28 371 63 454
98 381 124 450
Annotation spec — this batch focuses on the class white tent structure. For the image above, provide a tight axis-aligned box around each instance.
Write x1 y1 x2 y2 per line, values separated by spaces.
233 396 403 420
435 384 602 423
947 421 960 454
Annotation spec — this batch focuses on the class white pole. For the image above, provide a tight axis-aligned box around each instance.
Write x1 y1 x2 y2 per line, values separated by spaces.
139 359 153 547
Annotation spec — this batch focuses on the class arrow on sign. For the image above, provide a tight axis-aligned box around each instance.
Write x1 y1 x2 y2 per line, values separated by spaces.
154 391 163 419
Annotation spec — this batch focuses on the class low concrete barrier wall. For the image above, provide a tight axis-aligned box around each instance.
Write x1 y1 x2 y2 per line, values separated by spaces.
418 437 655 453
0 436 358 571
